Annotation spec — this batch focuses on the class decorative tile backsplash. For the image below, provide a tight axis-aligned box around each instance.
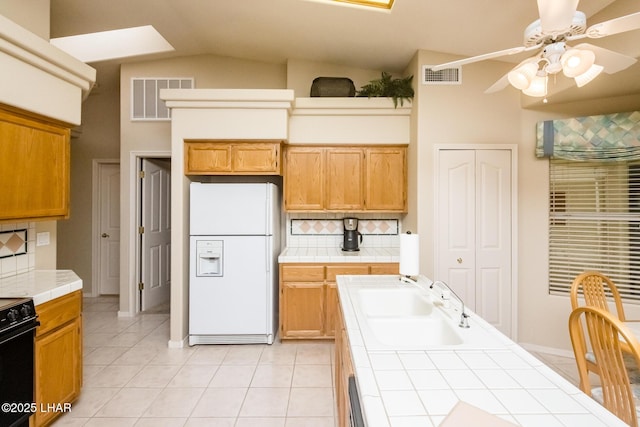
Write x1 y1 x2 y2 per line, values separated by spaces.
286 213 402 248
290 218 399 235
0 223 36 278
0 229 27 258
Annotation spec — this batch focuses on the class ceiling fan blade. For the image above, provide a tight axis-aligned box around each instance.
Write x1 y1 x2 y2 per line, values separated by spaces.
574 43 637 74
484 74 511 94
585 11 640 38
537 0 579 33
484 57 541 94
431 46 530 71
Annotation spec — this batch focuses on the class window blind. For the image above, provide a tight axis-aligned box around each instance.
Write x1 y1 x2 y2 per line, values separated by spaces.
549 160 640 301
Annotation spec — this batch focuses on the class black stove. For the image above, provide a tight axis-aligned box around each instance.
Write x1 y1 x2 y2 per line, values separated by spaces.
0 298 37 338
0 297 39 427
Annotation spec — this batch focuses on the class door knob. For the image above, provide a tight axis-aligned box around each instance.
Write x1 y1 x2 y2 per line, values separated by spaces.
457 257 463 264
101 233 110 238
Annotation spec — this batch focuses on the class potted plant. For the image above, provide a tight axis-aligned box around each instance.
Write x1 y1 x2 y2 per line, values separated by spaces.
356 72 414 107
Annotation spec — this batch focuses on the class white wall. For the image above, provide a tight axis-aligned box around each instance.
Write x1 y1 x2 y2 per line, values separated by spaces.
107 49 640 352
118 55 287 321
409 49 640 354
286 58 383 98
0 0 49 40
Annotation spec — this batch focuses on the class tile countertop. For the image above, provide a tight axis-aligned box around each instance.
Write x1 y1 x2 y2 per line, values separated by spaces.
278 247 400 263
336 274 627 427
0 270 83 306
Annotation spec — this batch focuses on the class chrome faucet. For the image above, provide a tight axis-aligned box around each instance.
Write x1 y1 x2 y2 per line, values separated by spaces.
430 280 470 328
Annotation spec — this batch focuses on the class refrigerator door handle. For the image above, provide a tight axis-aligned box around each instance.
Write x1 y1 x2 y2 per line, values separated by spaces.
265 238 271 273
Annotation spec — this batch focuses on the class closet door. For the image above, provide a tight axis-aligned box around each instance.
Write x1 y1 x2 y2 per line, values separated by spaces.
436 149 513 337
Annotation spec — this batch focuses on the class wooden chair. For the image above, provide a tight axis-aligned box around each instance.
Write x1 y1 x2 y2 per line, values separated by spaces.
570 271 627 321
570 271 640 388
569 306 640 426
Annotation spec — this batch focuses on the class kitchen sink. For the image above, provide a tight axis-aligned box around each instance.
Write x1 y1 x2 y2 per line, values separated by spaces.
365 316 463 347
356 288 434 317
349 283 506 350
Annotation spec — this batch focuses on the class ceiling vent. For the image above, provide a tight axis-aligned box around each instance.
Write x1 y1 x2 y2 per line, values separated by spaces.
131 77 194 120
422 65 462 85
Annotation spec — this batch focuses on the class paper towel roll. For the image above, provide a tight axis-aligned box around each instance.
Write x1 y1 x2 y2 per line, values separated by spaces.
399 233 419 277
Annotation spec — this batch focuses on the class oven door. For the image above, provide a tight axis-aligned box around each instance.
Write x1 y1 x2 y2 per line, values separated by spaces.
0 322 37 427
348 375 365 427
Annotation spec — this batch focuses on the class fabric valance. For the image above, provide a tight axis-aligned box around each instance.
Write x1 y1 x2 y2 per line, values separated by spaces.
535 111 640 161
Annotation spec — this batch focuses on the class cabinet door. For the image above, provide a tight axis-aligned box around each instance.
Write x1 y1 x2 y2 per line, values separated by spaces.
284 147 324 211
34 317 81 427
365 147 407 211
326 148 364 210
184 142 232 174
0 108 70 221
232 143 281 174
324 283 338 338
281 282 325 338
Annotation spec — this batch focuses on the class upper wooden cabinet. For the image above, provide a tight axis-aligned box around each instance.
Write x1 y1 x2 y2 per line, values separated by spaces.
283 147 324 210
326 148 365 211
365 147 407 211
0 106 71 222
284 145 407 212
184 140 282 175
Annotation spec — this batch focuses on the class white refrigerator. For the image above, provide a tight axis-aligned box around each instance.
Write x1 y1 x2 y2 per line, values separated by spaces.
189 182 280 345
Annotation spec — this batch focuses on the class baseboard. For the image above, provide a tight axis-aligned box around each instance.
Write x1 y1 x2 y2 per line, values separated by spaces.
168 336 188 348
117 310 135 318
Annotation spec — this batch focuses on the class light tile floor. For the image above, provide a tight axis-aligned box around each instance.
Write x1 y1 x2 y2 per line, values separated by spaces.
51 296 584 427
52 296 336 427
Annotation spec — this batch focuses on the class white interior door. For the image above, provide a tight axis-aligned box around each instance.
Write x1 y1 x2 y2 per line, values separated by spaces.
98 163 120 295
436 149 513 337
140 158 171 311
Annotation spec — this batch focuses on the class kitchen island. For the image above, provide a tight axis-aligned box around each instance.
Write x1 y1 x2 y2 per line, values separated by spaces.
0 270 83 426
335 274 626 427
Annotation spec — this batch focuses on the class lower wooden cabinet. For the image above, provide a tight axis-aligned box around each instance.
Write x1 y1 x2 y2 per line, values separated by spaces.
34 291 82 427
281 282 325 338
279 263 398 340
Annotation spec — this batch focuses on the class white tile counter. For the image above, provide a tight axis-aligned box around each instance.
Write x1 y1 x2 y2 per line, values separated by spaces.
278 246 399 263
0 270 83 306
337 274 627 427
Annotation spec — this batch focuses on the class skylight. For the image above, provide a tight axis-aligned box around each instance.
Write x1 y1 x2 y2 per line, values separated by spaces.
308 0 394 10
335 0 394 9
50 25 174 63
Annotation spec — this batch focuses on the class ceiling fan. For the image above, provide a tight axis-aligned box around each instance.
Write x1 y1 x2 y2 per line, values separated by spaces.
431 0 640 97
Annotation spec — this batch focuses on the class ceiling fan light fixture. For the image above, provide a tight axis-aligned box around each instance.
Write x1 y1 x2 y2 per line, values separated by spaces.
542 42 566 74
574 63 604 87
507 62 538 90
522 72 548 97
561 48 595 77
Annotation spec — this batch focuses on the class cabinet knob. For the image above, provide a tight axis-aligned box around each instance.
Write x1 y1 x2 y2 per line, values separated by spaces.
457 257 463 264
101 233 110 238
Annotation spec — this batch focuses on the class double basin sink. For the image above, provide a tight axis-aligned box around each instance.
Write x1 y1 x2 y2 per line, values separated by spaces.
349 282 506 351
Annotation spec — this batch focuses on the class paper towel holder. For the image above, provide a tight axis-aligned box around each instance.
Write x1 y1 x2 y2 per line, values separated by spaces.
399 231 418 285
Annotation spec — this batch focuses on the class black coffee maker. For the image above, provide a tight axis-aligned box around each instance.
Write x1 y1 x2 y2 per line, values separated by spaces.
342 217 363 251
